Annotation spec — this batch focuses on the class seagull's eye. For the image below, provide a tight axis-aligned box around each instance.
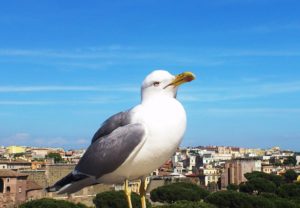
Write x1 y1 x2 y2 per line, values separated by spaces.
153 81 160 87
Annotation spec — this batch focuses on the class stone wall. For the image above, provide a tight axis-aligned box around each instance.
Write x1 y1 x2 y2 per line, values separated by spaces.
20 170 47 188
21 164 112 206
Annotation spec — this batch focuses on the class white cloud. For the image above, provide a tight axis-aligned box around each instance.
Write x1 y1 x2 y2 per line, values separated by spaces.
0 133 89 149
0 101 57 105
3 133 31 146
191 108 300 117
180 80 300 102
0 85 139 93
11 133 30 141
75 139 89 145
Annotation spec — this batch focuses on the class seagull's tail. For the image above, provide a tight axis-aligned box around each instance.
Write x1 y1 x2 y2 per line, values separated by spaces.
46 172 97 194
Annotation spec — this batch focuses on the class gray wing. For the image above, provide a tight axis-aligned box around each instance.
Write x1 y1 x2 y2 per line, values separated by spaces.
75 123 146 178
91 111 131 144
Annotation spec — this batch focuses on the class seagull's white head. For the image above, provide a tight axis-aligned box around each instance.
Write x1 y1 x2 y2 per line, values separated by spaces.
141 70 195 102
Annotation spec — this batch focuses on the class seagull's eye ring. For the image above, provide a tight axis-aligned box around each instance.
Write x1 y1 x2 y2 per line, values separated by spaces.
153 81 160 87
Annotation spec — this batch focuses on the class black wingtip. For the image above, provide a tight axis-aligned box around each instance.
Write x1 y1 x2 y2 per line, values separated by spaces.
45 185 59 192
45 172 88 193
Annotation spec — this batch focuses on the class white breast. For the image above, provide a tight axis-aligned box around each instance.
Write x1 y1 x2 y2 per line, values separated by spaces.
98 98 186 183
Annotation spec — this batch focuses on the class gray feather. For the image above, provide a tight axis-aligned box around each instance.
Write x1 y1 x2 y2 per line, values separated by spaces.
91 111 131 144
75 123 146 178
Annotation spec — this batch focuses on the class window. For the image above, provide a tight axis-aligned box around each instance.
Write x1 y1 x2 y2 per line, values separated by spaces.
19 187 22 193
7 178 10 182
0 179 3 193
6 186 10 193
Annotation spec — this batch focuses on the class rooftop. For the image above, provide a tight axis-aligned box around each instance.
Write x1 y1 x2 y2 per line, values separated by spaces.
26 180 43 191
0 169 28 177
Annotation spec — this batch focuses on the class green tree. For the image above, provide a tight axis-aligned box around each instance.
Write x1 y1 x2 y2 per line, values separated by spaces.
205 191 252 208
239 182 254 194
226 184 239 191
284 156 297 166
247 178 277 194
93 191 151 208
284 170 298 183
46 152 64 163
13 152 25 158
248 195 274 208
150 182 209 203
244 171 284 187
244 171 267 180
157 200 216 208
260 192 300 208
267 173 285 187
20 198 87 208
205 191 282 208
277 183 300 198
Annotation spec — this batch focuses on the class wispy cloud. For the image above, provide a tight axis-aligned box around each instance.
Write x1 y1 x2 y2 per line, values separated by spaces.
1 132 89 148
0 48 172 60
216 49 300 57
0 85 139 93
1 47 300 72
0 47 216 68
202 108 300 115
0 101 58 105
180 80 300 102
3 133 31 146
1 80 299 105
0 98 135 106
244 22 300 34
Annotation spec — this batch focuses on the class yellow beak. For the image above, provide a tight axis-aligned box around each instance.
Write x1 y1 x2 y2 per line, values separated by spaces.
164 71 196 89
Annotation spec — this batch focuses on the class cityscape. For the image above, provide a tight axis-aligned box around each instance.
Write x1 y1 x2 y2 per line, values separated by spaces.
1 0 300 207
0 144 299 207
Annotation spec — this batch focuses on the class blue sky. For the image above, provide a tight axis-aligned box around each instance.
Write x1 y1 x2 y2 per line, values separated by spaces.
0 0 300 150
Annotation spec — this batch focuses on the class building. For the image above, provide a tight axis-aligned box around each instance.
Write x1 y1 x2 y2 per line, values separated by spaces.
0 169 28 207
296 155 300 165
6 146 26 154
262 164 275 174
0 160 31 171
25 180 43 201
202 153 214 165
186 155 201 174
30 148 50 159
213 153 232 161
221 159 261 189
199 164 221 187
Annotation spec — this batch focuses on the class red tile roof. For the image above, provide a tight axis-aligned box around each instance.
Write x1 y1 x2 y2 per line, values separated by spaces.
0 169 28 177
26 180 43 191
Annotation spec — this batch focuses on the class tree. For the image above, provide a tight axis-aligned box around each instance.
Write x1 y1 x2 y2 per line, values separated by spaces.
150 182 209 203
239 182 254 194
205 191 278 208
157 200 216 208
267 173 285 187
13 152 25 158
277 183 300 198
244 171 267 180
93 191 151 208
46 152 64 163
247 178 276 194
284 156 297 166
226 184 239 191
20 198 87 208
205 191 252 208
247 195 274 208
272 198 299 208
284 170 298 183
244 171 284 187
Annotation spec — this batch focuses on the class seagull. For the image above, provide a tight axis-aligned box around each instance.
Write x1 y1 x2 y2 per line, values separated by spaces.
46 70 195 208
